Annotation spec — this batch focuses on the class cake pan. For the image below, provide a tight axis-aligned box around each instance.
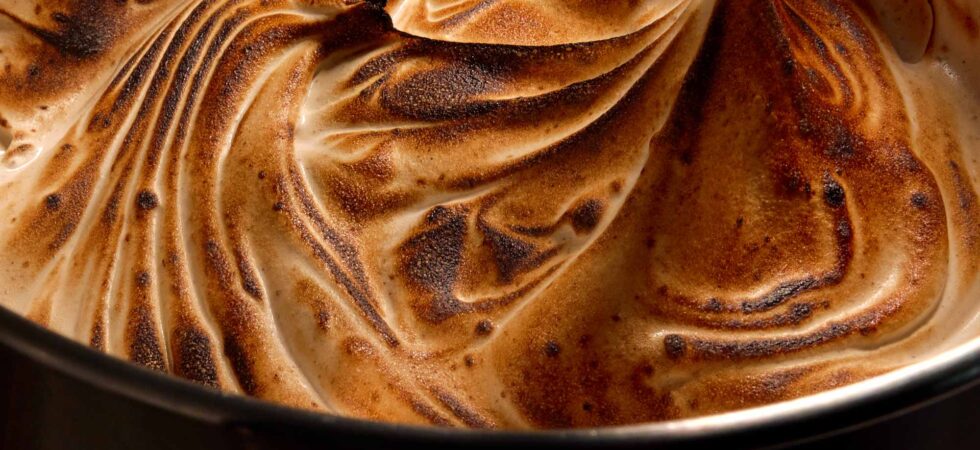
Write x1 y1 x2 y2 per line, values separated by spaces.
1 304 978 450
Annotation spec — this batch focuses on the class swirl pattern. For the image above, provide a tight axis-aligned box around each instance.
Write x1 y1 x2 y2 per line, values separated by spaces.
0 0 978 428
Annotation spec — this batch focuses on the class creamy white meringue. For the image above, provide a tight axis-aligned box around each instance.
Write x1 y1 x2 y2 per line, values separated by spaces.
0 0 977 428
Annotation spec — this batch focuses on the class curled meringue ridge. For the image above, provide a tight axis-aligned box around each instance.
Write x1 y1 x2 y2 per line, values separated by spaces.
0 0 978 428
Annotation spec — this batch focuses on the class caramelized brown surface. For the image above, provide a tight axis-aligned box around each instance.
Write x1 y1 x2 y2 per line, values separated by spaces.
0 0 978 428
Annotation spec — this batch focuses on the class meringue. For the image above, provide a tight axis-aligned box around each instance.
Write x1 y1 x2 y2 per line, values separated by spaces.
0 0 977 428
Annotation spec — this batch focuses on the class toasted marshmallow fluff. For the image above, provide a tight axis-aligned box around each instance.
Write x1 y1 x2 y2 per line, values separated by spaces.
0 0 978 428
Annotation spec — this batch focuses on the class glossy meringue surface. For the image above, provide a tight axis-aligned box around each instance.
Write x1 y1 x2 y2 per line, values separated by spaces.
0 0 978 428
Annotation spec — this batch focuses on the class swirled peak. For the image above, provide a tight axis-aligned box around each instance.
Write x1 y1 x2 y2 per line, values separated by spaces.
384 0 692 45
0 0 978 429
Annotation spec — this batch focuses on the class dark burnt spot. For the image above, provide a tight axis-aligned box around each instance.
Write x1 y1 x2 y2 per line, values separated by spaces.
402 208 467 301
582 402 594 412
424 294 468 323
381 61 501 121
316 310 331 331
205 239 220 257
778 168 811 197
741 277 818 313
686 320 859 361
911 192 928 209
759 369 809 396
893 149 922 172
223 335 258 395
967 15 979 38
827 126 859 161
426 205 452 224
790 302 813 321
136 190 159 210
257 170 267 179
948 160 976 211
101 189 120 225
127 305 166 372
570 199 604 232
836 218 852 240
798 117 814 135
135 270 151 288
823 178 845 208
946 2 980 39
482 224 538 281
344 337 376 358
56 143 74 158
348 46 400 88
693 300 818 330
781 52 796 76
273 201 286 212
26 64 41 80
544 341 561 358
9 5 119 58
431 388 494 428
679 149 694 165
233 247 264 301
664 334 687 359
172 325 219 388
704 298 724 312
464 354 476 367
51 12 69 24
638 364 655 377
241 277 262 300
89 321 105 350
475 319 494 336
49 221 77 251
44 193 62 211
409 400 453 427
